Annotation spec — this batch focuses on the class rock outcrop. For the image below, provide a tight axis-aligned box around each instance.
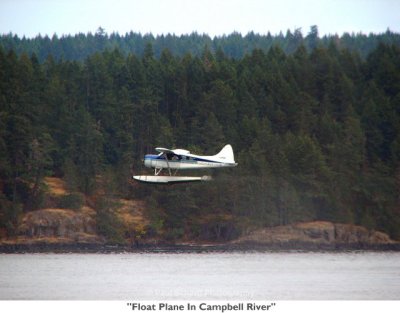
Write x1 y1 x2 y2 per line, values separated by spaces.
232 221 397 249
11 207 105 245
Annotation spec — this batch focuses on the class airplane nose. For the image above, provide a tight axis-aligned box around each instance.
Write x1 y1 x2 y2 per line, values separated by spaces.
144 157 151 168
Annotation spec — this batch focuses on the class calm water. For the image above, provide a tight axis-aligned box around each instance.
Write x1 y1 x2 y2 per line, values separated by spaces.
0 251 399 300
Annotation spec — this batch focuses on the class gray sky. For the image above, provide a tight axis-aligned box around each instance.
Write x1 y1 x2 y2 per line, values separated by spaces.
0 0 399 38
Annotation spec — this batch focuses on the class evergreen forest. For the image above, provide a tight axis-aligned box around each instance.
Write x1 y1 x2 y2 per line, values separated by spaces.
1 28 400 243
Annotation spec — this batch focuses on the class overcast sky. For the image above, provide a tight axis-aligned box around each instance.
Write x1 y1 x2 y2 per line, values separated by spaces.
1 0 399 38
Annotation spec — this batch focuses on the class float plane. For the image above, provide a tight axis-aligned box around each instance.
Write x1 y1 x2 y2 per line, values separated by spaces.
133 144 237 184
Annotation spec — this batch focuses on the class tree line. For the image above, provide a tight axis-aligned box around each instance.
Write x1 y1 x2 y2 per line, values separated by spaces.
1 32 400 242
1 26 400 62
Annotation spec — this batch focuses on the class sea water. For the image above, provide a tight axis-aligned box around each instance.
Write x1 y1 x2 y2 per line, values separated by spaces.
0 251 399 300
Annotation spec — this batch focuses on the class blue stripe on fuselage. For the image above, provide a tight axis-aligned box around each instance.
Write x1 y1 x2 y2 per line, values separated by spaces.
191 157 219 163
144 154 162 160
144 154 221 164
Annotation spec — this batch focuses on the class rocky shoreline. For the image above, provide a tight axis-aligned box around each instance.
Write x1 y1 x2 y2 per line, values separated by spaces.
3 178 399 253
230 220 399 248
1 241 400 253
1 220 400 253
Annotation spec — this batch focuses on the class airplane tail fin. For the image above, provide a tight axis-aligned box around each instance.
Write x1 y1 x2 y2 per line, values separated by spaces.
215 144 236 164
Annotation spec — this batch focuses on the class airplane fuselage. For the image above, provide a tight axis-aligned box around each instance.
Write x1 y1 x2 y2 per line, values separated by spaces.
144 154 237 170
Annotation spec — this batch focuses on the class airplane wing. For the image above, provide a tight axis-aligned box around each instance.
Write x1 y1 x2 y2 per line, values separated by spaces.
155 147 174 154
155 147 191 156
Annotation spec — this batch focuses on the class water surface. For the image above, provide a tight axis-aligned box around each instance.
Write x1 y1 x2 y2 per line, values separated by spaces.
0 251 398 300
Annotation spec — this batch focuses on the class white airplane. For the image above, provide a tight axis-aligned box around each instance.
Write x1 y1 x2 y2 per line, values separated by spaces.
133 144 237 184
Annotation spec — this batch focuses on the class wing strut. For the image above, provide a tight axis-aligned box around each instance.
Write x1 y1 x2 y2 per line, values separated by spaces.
162 153 172 176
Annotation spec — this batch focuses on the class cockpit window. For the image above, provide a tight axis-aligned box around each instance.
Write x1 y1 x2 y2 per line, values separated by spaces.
166 153 181 161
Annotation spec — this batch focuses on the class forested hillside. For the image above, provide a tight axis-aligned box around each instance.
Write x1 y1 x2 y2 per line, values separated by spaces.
1 30 400 243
